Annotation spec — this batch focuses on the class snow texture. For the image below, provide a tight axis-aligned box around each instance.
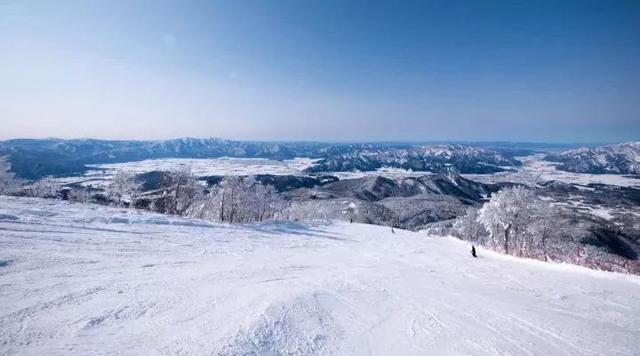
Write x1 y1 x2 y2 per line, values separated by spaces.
1 196 639 355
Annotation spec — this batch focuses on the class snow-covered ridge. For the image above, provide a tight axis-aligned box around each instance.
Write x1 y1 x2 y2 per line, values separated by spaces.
307 144 519 174
1 197 638 355
546 141 640 174
0 138 525 179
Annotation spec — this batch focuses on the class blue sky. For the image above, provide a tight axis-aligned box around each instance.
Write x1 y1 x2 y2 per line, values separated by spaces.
1 0 639 142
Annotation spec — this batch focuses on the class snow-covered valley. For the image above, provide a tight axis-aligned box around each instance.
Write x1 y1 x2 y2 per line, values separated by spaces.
1 197 639 355
53 157 320 188
463 154 640 188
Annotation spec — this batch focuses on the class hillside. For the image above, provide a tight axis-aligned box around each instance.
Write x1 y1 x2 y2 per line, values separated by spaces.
289 173 495 203
545 142 640 174
1 197 638 355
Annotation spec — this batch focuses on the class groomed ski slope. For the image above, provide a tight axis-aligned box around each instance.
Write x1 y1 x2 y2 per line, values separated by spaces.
0 197 639 356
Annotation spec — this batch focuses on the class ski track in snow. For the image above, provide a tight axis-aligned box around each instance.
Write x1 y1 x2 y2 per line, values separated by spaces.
0 196 639 355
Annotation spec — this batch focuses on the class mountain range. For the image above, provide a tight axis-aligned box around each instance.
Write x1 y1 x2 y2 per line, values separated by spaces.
2 137 638 179
0 138 524 179
545 142 640 174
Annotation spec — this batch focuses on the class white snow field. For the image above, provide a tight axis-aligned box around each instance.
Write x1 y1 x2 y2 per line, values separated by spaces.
53 157 319 188
464 154 640 188
87 157 319 177
1 197 639 356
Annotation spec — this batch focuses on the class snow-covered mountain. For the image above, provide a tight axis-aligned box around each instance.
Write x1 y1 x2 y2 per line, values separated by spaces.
305 172 497 202
545 142 640 174
306 144 520 174
1 196 638 355
273 173 497 230
0 138 523 179
0 138 330 179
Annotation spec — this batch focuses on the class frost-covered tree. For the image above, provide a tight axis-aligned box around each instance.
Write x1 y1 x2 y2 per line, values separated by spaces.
219 177 282 223
25 176 61 198
476 186 539 255
524 205 568 261
217 176 243 222
474 188 570 258
250 181 281 222
183 176 238 222
188 176 285 223
67 187 92 203
107 171 141 207
453 207 488 243
161 169 203 215
0 157 22 195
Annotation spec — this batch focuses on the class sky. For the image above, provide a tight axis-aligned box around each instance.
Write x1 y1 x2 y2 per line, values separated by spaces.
1 0 639 143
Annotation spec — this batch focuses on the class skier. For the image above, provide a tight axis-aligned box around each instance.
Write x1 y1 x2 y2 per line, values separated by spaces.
471 245 477 258
391 227 395 234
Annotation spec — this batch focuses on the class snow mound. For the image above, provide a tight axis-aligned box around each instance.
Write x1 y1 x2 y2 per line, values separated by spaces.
221 293 341 356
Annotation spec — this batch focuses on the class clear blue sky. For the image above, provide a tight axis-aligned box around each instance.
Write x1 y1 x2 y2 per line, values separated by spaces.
1 0 639 143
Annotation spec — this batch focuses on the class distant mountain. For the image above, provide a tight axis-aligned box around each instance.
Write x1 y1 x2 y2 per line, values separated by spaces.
320 176 401 201
279 172 499 231
287 172 497 203
545 142 640 174
305 144 520 174
0 138 332 179
0 138 527 179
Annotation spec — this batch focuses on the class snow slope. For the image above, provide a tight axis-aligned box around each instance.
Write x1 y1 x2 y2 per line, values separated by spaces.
1 197 639 355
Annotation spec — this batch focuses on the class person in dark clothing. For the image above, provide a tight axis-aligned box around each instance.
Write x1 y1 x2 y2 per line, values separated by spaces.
471 245 477 258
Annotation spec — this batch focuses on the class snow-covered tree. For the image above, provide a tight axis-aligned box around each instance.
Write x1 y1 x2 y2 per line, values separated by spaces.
25 176 61 198
188 176 285 223
107 170 141 207
162 169 203 215
524 204 568 261
453 207 488 243
67 187 92 203
476 186 538 255
217 176 243 222
0 157 22 195
249 180 281 222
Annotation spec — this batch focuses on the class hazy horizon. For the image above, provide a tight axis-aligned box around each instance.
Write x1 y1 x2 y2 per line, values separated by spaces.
2 1 639 143
0 135 626 148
